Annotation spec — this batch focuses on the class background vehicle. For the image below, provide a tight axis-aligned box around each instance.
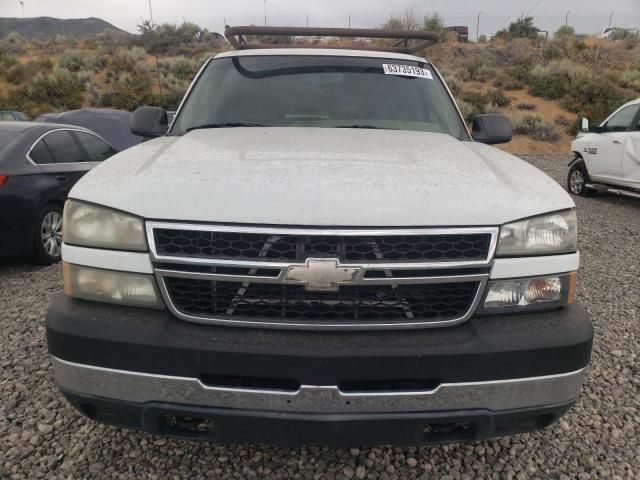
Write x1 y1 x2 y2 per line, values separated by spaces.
598 27 640 39
0 111 29 121
36 109 144 151
0 122 118 264
568 99 640 199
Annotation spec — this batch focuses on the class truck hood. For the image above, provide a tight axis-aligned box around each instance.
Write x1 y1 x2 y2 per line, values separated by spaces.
70 128 573 226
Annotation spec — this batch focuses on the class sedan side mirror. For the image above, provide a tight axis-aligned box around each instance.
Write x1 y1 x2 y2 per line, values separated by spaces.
130 106 168 138
471 114 513 145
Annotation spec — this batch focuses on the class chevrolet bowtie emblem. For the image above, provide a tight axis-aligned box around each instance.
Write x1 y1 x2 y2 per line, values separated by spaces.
283 258 361 291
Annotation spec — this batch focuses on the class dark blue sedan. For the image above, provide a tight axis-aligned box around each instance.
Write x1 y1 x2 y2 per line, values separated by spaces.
0 122 117 264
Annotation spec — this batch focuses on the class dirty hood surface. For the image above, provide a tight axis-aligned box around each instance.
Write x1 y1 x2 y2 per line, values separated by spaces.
70 127 574 226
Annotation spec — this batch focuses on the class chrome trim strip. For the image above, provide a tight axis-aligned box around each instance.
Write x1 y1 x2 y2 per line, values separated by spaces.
154 273 488 330
145 222 499 269
26 127 116 166
155 268 489 286
51 356 586 414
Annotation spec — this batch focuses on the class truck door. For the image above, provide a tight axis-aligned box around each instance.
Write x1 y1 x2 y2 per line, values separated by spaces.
621 113 640 187
588 103 640 180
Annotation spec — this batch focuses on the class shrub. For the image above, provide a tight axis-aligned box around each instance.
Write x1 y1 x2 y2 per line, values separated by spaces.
95 30 133 54
560 77 627 124
109 47 149 73
5 62 27 84
100 71 154 111
554 114 579 135
59 48 98 72
485 89 510 107
511 113 560 141
159 57 200 81
28 67 85 109
516 102 536 110
461 89 509 111
468 54 495 81
155 72 189 110
529 60 587 99
25 57 54 75
621 70 640 91
9 67 86 116
541 42 566 61
493 73 523 90
457 100 481 123
438 68 463 97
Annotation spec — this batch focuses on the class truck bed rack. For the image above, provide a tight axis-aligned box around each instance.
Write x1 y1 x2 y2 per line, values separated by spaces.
224 26 439 54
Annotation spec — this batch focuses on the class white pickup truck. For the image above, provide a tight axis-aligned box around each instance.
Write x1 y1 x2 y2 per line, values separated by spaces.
569 99 640 199
46 27 592 446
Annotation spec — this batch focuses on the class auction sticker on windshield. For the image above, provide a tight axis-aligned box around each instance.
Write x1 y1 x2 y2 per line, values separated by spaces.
382 64 433 79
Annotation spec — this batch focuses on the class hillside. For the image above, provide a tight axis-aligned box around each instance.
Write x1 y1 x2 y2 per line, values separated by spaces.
0 17 125 39
0 20 639 155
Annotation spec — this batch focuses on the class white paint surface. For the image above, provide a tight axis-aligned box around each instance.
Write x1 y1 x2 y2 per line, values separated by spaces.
70 127 574 226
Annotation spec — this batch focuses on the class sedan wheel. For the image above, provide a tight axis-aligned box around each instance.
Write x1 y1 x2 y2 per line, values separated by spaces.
40 211 62 258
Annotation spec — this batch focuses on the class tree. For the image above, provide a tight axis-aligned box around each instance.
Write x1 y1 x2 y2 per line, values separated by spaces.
555 25 575 38
423 13 447 40
496 17 539 39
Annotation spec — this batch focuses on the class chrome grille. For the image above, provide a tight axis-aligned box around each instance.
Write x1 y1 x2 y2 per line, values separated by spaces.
148 223 498 330
163 277 480 324
153 228 492 262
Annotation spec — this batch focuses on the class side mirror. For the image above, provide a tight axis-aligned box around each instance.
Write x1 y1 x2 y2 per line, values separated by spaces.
581 117 589 132
471 114 513 145
130 106 168 138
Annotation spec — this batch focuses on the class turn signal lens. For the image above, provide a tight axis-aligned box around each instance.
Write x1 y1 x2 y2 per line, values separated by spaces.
63 263 163 309
482 273 573 313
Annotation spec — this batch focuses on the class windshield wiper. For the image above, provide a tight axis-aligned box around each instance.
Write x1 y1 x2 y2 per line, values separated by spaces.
335 125 383 129
185 122 266 132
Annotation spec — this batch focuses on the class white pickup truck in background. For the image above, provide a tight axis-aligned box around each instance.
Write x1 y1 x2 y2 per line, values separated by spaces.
569 98 640 199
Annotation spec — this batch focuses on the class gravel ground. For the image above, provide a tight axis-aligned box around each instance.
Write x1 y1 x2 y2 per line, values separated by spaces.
1 155 639 480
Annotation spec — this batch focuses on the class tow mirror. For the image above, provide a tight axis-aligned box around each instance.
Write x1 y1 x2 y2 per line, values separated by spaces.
471 114 513 145
581 117 589 132
130 106 168 138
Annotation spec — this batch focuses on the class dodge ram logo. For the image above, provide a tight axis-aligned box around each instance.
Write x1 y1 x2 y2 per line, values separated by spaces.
283 258 361 291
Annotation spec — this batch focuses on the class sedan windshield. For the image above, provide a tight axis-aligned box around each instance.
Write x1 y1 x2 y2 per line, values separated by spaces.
170 55 468 139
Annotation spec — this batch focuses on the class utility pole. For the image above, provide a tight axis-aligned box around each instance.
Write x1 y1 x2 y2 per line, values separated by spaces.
565 11 570 25
264 0 267 26
147 0 155 26
609 11 614 27
18 1 24 37
476 11 481 42
147 0 162 104
306 14 309 28
348 13 351 28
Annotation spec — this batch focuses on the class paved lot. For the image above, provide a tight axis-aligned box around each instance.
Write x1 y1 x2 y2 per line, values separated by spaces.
1 155 639 479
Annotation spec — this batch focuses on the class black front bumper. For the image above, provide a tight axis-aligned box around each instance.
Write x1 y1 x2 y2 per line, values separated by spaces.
47 296 592 385
62 390 573 447
46 295 593 445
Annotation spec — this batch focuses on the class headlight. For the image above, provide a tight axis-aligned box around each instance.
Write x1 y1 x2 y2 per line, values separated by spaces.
497 210 577 256
63 263 163 308
63 200 146 251
479 273 575 313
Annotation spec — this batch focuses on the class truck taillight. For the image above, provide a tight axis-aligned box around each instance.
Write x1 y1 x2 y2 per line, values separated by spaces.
0 175 8 187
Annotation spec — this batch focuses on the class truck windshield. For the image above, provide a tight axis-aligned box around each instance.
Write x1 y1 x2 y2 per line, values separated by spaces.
170 55 468 139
